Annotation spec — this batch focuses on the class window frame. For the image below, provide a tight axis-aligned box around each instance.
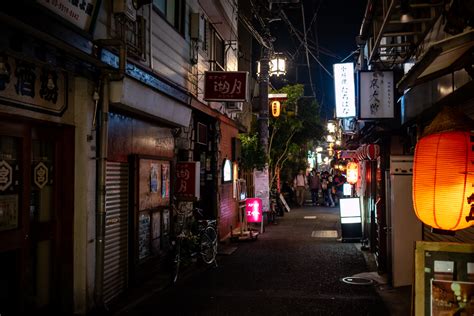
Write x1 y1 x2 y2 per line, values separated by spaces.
152 0 185 35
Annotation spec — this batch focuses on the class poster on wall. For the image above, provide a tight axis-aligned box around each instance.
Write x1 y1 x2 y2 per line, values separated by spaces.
161 164 170 198
150 163 159 193
414 241 474 315
138 158 169 211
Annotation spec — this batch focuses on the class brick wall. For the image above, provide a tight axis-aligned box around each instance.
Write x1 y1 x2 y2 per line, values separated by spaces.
218 121 239 239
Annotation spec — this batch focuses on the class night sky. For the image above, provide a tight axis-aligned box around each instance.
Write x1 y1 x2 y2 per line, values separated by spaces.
268 0 366 120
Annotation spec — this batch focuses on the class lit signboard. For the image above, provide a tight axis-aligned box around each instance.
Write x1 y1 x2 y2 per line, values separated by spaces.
333 63 356 118
222 159 232 183
339 197 362 241
204 71 249 102
360 71 394 119
245 198 263 223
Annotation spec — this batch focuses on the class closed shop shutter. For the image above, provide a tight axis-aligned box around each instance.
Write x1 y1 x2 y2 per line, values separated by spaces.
103 162 129 304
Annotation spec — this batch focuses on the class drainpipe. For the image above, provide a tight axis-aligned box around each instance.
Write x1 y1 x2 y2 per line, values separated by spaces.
94 75 109 310
93 40 125 310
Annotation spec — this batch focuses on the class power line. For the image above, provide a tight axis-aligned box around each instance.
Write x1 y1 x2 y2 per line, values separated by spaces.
301 3 316 98
280 10 333 79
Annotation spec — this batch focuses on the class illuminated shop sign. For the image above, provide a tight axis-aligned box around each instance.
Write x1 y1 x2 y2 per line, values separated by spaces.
333 63 356 118
360 71 394 119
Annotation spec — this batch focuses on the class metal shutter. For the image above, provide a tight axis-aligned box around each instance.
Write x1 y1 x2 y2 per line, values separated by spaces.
103 162 129 304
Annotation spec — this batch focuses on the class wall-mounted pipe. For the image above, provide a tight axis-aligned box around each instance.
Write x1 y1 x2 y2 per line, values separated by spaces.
94 75 109 310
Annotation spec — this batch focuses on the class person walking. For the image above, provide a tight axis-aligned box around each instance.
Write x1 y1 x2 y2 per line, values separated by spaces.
321 171 335 207
333 169 346 206
308 169 321 206
293 170 307 207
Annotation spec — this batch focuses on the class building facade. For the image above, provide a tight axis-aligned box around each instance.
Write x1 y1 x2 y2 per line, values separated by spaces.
347 0 474 287
0 0 249 314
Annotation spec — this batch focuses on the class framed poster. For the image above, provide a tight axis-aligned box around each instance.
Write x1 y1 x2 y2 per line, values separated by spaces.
414 241 474 315
138 158 168 211
161 164 170 198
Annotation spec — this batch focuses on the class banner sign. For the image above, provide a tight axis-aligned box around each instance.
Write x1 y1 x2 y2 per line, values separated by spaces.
0 55 68 116
333 63 356 118
36 0 100 33
360 71 394 119
204 71 249 102
175 162 200 200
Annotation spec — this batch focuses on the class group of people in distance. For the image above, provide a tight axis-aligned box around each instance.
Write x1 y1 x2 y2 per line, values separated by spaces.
289 168 346 208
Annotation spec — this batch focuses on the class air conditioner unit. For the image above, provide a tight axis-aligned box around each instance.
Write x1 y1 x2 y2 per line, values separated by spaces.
190 12 204 42
114 0 137 21
226 102 243 112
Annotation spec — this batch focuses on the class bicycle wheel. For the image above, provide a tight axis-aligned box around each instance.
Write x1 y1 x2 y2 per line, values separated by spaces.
200 226 217 264
173 239 181 283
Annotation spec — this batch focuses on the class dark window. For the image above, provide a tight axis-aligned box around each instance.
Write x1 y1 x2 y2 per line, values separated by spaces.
153 0 184 34
214 33 224 70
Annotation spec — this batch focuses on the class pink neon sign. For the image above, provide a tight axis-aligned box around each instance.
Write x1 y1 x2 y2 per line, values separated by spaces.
246 198 263 223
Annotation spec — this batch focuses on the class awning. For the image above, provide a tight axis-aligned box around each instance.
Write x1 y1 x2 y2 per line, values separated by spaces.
397 30 474 92
109 77 192 127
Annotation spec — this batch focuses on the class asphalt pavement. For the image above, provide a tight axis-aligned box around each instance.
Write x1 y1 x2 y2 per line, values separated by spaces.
109 203 411 316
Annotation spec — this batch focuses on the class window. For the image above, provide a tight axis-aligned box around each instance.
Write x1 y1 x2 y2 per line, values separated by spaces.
153 0 184 34
200 17 225 70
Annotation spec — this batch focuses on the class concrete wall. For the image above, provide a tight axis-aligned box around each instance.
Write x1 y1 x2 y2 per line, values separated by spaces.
72 77 97 314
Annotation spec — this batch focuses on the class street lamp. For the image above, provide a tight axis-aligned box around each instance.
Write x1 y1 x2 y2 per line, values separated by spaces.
270 54 286 77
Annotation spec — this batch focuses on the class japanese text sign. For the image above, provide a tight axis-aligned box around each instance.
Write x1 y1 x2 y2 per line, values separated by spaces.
0 55 67 116
204 71 249 102
246 198 263 223
36 0 100 33
360 71 394 119
333 63 356 118
175 162 200 200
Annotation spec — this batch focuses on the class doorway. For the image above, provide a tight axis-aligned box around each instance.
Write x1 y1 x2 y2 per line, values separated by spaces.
0 118 74 313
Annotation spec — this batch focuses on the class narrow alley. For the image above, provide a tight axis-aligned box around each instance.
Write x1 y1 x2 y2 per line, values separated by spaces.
112 205 408 316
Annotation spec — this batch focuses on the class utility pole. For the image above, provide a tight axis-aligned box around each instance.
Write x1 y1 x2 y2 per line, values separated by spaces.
258 47 270 157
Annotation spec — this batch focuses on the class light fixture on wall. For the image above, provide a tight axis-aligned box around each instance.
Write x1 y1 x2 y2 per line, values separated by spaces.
400 0 414 23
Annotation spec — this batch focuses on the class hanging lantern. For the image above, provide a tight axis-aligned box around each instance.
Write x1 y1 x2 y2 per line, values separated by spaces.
413 107 474 231
346 161 359 185
366 144 380 160
271 100 281 117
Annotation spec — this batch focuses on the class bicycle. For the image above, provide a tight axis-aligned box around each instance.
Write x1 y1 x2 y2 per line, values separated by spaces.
171 202 218 283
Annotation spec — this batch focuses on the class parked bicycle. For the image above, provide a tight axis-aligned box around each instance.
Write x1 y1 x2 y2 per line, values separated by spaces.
171 202 218 283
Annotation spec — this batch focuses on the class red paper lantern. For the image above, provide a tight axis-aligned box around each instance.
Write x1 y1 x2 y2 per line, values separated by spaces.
366 144 380 160
346 161 359 185
413 130 474 231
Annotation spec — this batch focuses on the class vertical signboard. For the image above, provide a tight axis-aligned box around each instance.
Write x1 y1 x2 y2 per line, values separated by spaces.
360 71 394 119
245 198 263 223
253 167 270 213
175 162 200 200
333 63 356 118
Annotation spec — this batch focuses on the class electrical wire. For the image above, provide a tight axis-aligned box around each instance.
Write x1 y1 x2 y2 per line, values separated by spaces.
301 3 316 98
280 10 333 79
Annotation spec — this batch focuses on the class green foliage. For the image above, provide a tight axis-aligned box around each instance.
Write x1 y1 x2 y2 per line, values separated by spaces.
237 83 324 184
238 133 266 171
268 84 324 185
